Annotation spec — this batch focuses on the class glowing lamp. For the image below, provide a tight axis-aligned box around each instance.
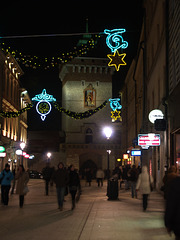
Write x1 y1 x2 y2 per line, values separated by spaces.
103 127 112 139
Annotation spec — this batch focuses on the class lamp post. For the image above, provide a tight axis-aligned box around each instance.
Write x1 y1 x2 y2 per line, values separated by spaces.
47 152 51 163
103 127 112 180
20 142 26 165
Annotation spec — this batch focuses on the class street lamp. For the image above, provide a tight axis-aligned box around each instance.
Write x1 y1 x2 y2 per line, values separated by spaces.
47 152 51 163
103 127 112 180
20 142 26 165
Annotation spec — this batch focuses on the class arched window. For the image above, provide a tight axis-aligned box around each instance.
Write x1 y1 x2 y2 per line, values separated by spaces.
85 128 93 144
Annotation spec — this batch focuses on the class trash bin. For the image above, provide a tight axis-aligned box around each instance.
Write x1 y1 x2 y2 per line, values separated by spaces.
107 178 119 200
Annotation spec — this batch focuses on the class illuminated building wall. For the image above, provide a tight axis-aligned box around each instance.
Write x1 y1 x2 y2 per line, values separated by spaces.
0 50 31 169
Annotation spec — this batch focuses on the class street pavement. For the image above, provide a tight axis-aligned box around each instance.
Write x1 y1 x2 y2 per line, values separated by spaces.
0 179 173 240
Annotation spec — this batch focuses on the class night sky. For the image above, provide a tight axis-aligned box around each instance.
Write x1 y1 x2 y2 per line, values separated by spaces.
0 0 143 130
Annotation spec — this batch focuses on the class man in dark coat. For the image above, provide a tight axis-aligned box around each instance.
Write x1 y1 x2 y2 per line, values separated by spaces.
42 163 53 196
165 176 180 240
52 162 68 211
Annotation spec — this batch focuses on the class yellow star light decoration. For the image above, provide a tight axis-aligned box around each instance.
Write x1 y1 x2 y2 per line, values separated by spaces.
111 109 122 121
107 50 127 71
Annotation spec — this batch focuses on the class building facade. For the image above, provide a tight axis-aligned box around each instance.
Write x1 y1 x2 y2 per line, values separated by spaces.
168 0 180 172
0 50 31 170
59 57 122 174
121 0 168 189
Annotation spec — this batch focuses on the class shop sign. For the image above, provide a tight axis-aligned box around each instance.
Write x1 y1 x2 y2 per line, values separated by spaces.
0 152 6 157
149 109 164 124
131 150 141 156
138 134 160 146
0 146 5 152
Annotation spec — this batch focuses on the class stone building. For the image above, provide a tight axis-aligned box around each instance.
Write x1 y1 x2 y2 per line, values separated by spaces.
59 57 121 174
0 50 31 170
121 0 168 189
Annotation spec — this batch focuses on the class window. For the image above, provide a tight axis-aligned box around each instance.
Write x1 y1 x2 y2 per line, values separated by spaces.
85 128 93 144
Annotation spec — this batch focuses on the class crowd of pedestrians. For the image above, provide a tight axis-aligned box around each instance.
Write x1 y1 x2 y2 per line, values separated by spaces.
0 162 180 239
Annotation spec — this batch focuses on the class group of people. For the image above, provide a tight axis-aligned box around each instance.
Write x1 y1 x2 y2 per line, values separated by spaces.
0 163 29 208
42 162 80 211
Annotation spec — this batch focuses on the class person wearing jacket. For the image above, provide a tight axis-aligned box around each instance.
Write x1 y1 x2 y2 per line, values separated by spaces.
68 165 80 210
52 162 68 211
136 165 153 211
0 163 14 205
165 176 180 240
15 165 29 208
96 168 104 187
163 165 177 200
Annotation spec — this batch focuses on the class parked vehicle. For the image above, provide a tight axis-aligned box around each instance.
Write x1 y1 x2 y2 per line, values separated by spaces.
29 170 43 179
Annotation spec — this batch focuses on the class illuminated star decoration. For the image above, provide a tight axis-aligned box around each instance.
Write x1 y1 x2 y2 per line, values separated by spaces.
107 50 126 71
111 109 122 121
32 89 56 121
109 98 122 122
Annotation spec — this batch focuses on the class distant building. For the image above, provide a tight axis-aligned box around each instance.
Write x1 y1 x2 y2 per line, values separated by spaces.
59 57 122 173
0 50 31 170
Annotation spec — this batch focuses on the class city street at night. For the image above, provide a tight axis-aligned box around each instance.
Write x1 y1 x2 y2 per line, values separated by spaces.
0 180 172 240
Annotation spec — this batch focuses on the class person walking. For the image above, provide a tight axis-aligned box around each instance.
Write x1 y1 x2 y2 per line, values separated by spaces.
15 165 29 208
165 176 180 240
96 168 104 187
0 163 14 206
128 165 139 198
42 163 53 196
52 162 68 211
68 165 80 210
85 168 92 186
136 166 153 211
163 165 177 200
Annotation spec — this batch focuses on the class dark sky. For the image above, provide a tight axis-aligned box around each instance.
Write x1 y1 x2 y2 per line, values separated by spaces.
0 0 143 130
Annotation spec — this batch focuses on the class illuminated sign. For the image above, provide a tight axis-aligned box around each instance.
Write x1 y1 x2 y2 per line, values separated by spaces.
148 109 164 124
0 152 6 157
123 154 129 159
32 89 56 121
0 146 5 152
104 29 128 52
138 134 160 146
131 150 141 156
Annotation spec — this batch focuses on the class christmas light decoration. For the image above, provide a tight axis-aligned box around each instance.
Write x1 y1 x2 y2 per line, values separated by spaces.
0 35 99 70
53 101 107 120
107 50 126 71
104 29 128 52
109 98 122 111
0 104 33 118
32 89 56 121
111 109 122 121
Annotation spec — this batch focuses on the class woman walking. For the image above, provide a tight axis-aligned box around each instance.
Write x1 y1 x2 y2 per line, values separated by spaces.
136 166 153 211
16 165 29 208
69 165 80 210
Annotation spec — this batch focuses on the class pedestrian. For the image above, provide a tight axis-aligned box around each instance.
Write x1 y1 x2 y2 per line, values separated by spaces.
68 165 80 210
0 163 14 206
15 165 29 208
85 168 92 186
162 165 177 200
128 165 139 198
165 176 180 240
136 166 153 211
96 168 104 187
52 162 68 211
42 163 53 196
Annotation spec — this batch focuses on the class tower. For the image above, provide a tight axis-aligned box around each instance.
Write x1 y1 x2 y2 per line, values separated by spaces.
59 57 120 172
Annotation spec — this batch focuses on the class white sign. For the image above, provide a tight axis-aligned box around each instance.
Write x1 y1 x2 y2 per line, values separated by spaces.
149 109 164 124
0 152 6 157
138 134 160 146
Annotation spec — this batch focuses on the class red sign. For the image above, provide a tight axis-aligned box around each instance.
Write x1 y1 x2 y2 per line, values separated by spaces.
138 134 160 146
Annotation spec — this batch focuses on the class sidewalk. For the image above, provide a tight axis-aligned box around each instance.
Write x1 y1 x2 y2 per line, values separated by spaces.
0 180 172 240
